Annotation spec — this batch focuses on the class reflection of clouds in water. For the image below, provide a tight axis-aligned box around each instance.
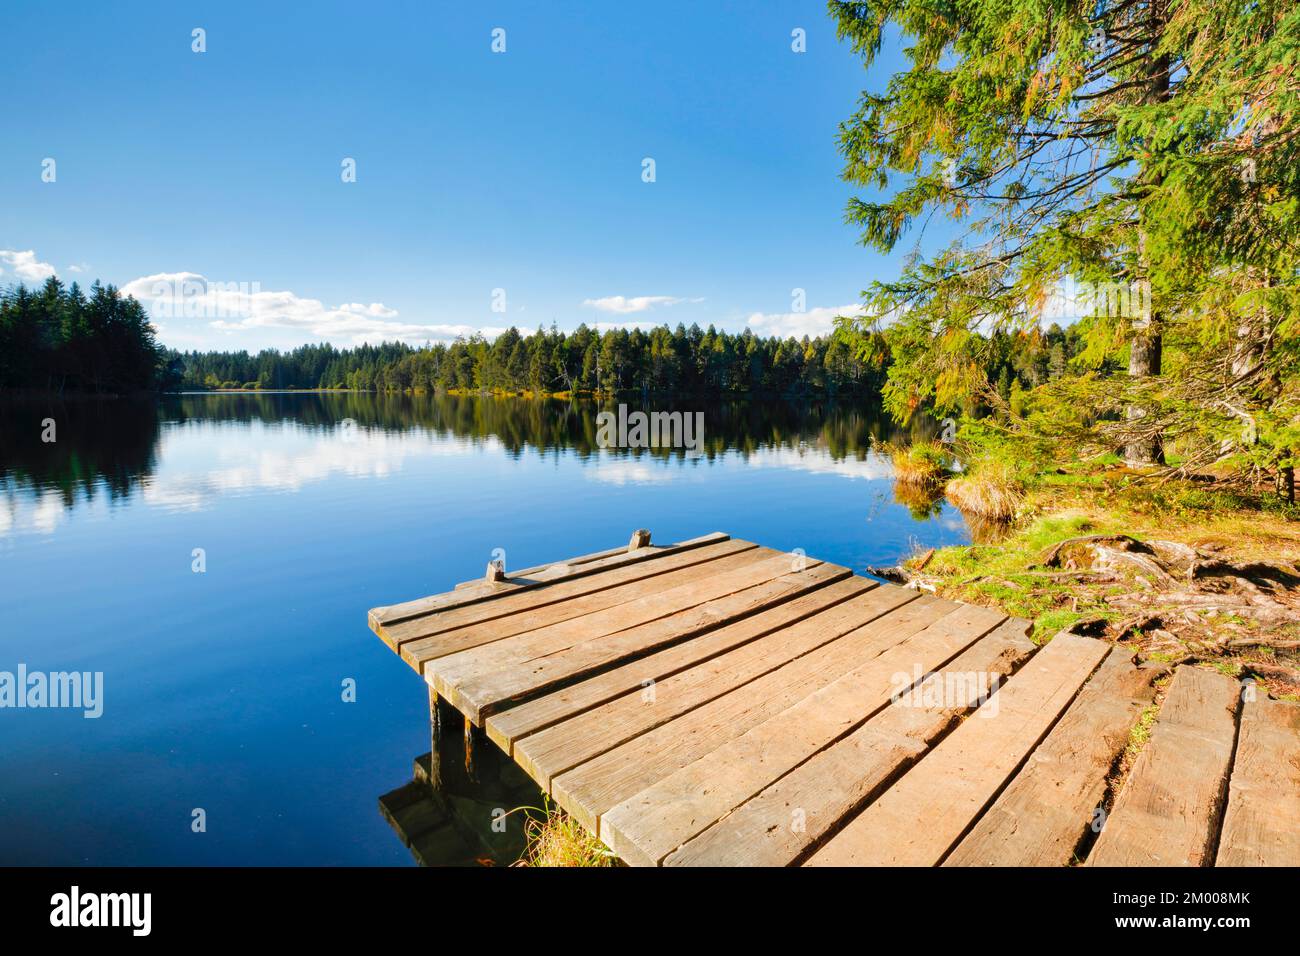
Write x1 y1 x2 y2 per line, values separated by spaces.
0 488 71 537
732 444 894 482
0 423 499 532
1 425 914 535
30 490 66 533
585 458 679 486
584 443 895 487
140 423 499 513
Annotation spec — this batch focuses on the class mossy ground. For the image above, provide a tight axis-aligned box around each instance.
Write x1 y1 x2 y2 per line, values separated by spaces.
912 462 1300 697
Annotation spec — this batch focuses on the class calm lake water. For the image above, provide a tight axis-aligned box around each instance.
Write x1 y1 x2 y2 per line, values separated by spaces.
0 392 971 865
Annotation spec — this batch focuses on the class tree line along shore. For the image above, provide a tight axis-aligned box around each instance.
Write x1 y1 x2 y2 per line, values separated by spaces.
1 275 1085 404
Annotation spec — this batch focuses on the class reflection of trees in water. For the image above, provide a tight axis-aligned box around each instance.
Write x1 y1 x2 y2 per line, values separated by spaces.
1 392 933 507
961 511 1014 545
166 392 924 462
892 480 946 521
0 397 161 507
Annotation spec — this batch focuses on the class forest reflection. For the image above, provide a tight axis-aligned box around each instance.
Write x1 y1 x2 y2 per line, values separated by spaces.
0 391 935 510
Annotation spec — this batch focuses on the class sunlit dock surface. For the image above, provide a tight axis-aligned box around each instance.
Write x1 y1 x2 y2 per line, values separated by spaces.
370 531 1300 866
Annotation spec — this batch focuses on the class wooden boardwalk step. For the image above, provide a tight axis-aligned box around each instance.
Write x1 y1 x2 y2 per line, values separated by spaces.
944 651 1163 867
806 633 1108 867
1085 666 1240 867
662 619 1035 866
1215 694 1300 867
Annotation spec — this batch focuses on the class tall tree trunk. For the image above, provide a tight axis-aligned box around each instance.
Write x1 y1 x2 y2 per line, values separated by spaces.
1124 324 1164 465
1124 2 1171 468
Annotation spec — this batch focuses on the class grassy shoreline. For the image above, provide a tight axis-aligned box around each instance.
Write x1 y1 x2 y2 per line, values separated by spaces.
903 464 1300 699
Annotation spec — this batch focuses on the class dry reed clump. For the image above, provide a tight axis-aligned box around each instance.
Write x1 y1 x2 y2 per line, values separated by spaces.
891 441 951 486
945 461 1026 521
514 803 616 867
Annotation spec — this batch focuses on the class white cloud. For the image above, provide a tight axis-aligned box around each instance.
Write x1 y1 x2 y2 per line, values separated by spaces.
582 295 694 314
744 303 866 339
337 302 399 318
119 272 502 345
0 249 57 283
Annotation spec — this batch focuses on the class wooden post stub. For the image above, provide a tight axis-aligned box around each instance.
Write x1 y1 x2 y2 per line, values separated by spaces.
427 683 442 792
485 560 506 583
628 529 651 551
463 714 478 784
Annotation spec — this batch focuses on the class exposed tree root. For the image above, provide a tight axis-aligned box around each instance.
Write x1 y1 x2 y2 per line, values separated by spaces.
906 532 1300 698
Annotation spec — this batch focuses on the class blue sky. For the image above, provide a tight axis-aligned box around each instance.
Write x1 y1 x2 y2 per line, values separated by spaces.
0 1 917 352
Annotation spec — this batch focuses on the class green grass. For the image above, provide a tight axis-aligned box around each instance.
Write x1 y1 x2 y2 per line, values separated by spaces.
914 459 1300 648
1126 701 1160 760
915 513 1131 642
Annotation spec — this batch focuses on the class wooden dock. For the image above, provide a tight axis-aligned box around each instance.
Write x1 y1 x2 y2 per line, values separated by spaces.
369 531 1300 867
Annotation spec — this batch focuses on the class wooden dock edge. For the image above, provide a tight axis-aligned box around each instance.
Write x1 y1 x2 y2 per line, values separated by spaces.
369 531 729 636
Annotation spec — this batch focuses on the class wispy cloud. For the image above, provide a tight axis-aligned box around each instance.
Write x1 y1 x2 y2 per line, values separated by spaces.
120 272 501 345
744 303 866 339
582 294 700 314
0 249 57 283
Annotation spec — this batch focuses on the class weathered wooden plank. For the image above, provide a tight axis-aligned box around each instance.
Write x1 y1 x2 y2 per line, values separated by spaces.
429 552 837 718
549 593 962 835
1216 694 1300 867
447 559 852 723
398 540 764 667
369 531 729 631
428 549 797 692
510 581 921 788
807 633 1108 867
602 602 1012 865
1085 666 1240 867
392 536 755 651
663 619 1035 867
452 542 628 589
484 576 878 753
944 650 1162 867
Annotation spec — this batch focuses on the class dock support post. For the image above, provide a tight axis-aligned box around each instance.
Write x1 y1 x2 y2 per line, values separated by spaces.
427 682 442 791
628 528 651 551
463 715 479 784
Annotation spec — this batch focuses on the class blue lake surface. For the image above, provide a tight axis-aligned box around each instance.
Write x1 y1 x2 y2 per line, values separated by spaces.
0 392 971 864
